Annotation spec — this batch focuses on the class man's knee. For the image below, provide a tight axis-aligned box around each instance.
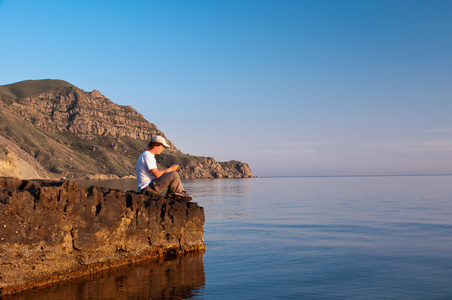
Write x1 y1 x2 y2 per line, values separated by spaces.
167 171 180 180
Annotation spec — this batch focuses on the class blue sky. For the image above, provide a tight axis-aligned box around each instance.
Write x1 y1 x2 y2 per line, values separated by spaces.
1 0 451 176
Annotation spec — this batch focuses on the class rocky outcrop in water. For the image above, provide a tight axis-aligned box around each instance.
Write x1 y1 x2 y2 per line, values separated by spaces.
179 157 253 179
0 177 205 295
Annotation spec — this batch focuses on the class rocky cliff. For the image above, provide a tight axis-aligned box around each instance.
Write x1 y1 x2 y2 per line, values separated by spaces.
0 177 205 295
0 79 254 180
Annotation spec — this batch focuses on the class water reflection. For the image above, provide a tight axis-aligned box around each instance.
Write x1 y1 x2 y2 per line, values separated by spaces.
67 176 452 299
182 179 252 222
4 252 205 300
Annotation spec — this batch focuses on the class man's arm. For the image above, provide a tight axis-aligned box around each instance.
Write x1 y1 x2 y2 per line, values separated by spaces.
150 164 180 178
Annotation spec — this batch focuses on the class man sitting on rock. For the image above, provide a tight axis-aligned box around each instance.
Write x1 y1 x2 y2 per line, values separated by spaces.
136 135 193 201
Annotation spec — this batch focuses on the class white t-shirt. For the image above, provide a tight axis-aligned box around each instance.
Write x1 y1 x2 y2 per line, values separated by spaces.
136 150 158 191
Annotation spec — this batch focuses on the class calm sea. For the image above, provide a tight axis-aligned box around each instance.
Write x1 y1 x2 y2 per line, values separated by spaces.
6 176 452 300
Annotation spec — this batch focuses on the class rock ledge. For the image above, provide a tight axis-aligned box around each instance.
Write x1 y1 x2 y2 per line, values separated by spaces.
0 177 205 295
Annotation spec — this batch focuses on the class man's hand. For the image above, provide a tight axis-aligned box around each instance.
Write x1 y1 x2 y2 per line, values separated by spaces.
170 164 180 172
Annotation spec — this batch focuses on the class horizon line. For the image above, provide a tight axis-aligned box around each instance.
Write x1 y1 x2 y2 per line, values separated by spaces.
256 173 452 179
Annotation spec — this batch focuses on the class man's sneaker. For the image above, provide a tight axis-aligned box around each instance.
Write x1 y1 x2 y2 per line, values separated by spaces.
171 191 193 202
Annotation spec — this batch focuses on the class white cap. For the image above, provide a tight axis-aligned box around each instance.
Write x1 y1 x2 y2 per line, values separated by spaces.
151 135 170 148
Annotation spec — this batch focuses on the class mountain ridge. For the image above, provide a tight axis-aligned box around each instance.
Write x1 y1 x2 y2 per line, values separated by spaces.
0 79 253 181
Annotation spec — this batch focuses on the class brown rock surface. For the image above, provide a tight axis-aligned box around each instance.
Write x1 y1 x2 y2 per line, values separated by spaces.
0 177 205 295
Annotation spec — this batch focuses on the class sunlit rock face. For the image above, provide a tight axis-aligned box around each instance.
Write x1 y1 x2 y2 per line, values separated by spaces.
0 177 205 295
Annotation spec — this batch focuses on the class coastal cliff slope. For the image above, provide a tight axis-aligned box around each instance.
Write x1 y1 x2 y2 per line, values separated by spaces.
0 79 253 180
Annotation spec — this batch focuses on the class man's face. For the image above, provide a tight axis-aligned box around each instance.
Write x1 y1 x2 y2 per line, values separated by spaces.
156 144 165 154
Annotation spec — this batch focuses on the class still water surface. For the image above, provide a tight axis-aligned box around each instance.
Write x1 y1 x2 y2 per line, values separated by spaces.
5 176 452 299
